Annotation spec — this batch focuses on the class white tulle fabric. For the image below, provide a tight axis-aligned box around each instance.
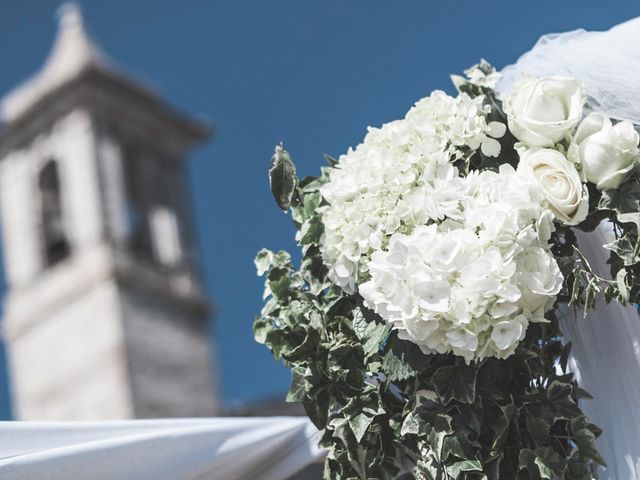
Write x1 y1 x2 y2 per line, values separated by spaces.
498 17 640 123
497 18 640 479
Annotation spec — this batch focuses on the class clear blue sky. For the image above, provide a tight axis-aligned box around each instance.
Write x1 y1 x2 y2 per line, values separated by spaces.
0 1 638 419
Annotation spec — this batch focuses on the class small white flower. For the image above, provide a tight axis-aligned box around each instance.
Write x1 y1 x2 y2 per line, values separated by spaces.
491 316 527 351
359 167 561 362
320 90 498 292
480 121 507 157
515 247 563 320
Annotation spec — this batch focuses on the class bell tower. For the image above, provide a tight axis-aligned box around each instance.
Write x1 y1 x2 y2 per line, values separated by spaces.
0 4 218 419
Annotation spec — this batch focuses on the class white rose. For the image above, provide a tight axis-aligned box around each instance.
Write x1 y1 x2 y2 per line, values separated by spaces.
518 148 589 225
504 76 584 147
568 113 640 190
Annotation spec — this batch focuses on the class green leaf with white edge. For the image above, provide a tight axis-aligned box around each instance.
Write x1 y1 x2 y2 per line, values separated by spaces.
400 411 420 436
352 308 368 340
348 411 375 443
583 279 599 316
617 268 629 303
269 144 298 211
569 266 582 306
254 248 274 276
489 403 514 453
571 417 607 466
286 367 306 402
253 317 270 344
599 178 640 230
534 447 568 479
381 350 415 382
299 216 324 245
605 234 640 266
527 415 550 444
381 332 429 382
446 459 483 478
302 191 323 220
617 211 640 229
352 308 390 357
361 322 390 357
324 153 338 167
432 364 477 405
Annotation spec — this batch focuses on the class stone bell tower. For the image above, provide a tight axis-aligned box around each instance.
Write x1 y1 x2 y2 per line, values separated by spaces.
0 4 218 419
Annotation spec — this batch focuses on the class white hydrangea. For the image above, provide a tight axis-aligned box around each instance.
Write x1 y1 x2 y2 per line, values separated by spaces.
319 90 505 293
359 165 563 362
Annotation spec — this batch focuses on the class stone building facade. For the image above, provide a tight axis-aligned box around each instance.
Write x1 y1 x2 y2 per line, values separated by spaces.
0 4 218 420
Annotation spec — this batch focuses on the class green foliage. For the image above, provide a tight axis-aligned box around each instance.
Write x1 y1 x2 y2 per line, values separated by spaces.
269 144 298 211
255 144 604 479
556 173 640 313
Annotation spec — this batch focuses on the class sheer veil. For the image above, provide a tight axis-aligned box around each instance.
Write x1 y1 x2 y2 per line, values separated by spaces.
496 18 640 479
498 17 640 123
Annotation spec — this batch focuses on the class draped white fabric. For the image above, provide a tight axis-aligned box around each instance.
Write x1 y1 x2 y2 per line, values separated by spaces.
497 18 640 480
0 417 324 480
498 17 640 124
561 226 640 480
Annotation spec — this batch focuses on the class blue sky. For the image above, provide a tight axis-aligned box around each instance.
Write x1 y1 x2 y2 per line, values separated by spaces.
0 1 638 419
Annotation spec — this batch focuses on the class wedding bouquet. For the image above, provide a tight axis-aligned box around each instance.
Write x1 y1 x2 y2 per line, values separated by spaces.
255 61 640 479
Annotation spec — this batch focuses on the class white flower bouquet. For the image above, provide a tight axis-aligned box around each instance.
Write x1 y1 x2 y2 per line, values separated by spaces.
255 61 640 479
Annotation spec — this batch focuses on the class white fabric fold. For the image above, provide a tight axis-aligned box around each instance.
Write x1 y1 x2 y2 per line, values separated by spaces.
498 17 640 124
0 417 324 480
560 226 640 480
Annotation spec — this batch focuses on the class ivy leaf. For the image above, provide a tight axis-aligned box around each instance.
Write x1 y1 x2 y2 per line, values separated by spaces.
534 447 567 479
299 216 324 245
446 459 483 478
432 364 477 405
599 178 640 230
348 412 375 443
489 404 514 453
302 191 322 220
253 317 270 344
362 323 390 357
269 144 298 211
569 266 582 306
324 153 338 167
605 234 640 266
381 349 416 382
617 268 630 303
381 333 428 381
583 279 599 316
520 448 567 480
571 417 607 466
254 248 274 276
548 380 572 401
527 415 550 443
352 310 390 357
286 367 306 402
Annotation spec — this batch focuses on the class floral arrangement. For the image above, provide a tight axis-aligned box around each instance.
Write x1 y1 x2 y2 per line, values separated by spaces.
254 61 640 479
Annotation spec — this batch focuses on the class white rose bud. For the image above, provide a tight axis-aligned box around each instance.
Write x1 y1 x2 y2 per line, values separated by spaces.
517 148 589 225
504 76 585 147
568 113 640 190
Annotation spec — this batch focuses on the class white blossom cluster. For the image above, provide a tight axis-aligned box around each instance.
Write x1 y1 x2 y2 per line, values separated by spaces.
309 72 640 362
359 165 563 362
319 91 505 293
